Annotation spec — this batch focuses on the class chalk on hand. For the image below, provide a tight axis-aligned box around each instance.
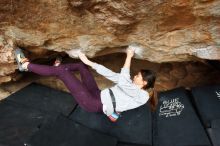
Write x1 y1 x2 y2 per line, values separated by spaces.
65 48 82 58
128 43 144 59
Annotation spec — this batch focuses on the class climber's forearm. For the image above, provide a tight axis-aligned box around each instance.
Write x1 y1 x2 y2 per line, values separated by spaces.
84 59 96 67
123 55 132 69
77 52 96 67
123 47 134 69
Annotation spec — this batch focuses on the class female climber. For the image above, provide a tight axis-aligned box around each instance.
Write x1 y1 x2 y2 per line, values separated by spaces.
14 46 157 122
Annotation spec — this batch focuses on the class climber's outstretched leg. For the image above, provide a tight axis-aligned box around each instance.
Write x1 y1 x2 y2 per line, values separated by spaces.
14 48 103 113
61 62 100 97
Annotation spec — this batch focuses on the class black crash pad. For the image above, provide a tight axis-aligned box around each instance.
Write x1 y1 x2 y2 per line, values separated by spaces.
117 143 144 146
0 100 56 146
207 119 220 146
25 115 117 146
191 84 220 146
153 87 211 146
6 83 76 116
70 104 152 145
191 84 220 127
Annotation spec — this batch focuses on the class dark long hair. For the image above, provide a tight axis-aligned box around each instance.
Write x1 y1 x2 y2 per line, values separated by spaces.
140 69 158 112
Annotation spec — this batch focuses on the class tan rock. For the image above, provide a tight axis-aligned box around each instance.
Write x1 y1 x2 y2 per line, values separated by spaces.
0 0 220 84
170 63 187 79
0 88 10 100
0 76 12 83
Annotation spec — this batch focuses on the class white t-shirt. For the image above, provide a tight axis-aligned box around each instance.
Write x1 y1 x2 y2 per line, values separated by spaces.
91 63 149 116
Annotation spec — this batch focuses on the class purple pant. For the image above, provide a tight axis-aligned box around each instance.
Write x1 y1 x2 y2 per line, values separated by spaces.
27 62 103 113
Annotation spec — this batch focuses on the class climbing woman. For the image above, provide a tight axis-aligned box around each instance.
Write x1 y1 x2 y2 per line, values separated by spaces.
14 46 157 122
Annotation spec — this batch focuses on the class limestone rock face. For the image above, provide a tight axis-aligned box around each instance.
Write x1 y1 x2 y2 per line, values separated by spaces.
0 36 18 83
0 0 220 83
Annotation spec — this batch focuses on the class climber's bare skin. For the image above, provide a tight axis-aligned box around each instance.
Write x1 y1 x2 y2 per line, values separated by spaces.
17 54 30 65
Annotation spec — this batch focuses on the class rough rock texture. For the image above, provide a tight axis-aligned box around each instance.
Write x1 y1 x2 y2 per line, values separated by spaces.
0 37 18 83
0 0 220 84
0 73 36 100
